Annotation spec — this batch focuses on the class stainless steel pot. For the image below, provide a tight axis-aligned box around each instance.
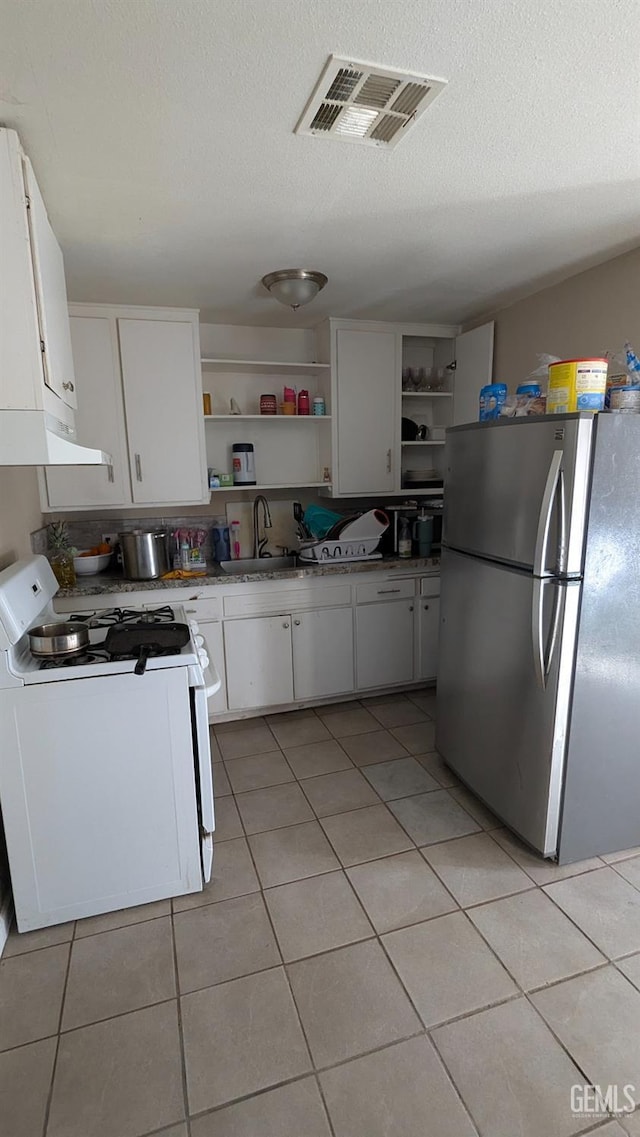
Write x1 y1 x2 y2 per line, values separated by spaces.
29 621 90 657
119 530 168 580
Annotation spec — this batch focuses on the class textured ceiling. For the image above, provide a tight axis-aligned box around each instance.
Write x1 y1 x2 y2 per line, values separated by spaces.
2 0 639 327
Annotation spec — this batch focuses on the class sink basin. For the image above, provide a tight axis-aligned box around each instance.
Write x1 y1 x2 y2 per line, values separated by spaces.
218 557 298 575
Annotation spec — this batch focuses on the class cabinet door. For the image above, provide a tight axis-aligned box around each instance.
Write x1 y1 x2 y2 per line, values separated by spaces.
197 620 227 715
23 159 77 410
118 318 207 505
419 595 440 680
356 599 415 690
452 322 494 426
292 607 354 701
335 328 397 494
224 616 294 710
44 316 132 508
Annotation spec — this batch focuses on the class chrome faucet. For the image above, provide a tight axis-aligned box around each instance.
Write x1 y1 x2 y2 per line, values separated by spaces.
253 495 272 558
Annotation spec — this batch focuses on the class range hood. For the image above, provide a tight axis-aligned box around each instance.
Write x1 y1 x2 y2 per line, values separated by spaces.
0 410 111 466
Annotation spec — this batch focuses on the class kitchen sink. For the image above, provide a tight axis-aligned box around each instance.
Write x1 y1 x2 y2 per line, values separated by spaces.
218 556 298 575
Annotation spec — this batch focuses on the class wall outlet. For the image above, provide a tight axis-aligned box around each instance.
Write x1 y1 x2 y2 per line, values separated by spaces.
101 533 119 547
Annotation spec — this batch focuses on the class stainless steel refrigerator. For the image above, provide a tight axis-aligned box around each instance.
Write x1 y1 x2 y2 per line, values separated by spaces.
437 411 640 863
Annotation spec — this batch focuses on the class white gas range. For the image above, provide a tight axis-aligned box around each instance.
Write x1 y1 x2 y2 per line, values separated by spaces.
0 556 221 933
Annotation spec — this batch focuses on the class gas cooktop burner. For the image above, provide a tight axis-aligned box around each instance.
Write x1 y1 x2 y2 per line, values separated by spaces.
68 605 176 628
39 649 112 670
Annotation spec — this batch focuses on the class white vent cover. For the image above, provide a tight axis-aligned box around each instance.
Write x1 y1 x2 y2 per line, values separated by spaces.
295 56 447 149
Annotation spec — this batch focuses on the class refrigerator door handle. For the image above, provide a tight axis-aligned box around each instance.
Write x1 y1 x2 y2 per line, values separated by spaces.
532 578 563 689
534 450 563 576
532 578 546 688
544 580 563 684
556 467 567 575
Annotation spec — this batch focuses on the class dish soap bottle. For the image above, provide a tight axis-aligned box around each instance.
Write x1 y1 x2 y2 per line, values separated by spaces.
398 516 412 559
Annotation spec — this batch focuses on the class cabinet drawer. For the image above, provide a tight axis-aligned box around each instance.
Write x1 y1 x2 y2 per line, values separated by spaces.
224 583 352 618
355 579 415 605
181 597 222 621
420 577 441 598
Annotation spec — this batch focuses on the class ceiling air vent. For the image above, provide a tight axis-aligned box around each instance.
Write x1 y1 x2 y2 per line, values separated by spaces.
295 55 447 149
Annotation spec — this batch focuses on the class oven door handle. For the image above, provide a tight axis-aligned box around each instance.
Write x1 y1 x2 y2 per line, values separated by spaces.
191 683 215 882
203 660 221 699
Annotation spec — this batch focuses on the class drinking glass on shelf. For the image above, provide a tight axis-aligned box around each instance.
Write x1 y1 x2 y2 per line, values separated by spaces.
414 368 426 391
402 367 413 391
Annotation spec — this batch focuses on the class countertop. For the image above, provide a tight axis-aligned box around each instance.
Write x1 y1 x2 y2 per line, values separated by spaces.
56 555 441 598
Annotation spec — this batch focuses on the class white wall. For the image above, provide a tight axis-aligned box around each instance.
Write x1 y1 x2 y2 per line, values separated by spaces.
0 467 43 570
483 247 640 385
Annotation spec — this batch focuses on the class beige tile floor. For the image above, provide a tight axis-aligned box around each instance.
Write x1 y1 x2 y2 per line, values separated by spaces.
2 690 640 1137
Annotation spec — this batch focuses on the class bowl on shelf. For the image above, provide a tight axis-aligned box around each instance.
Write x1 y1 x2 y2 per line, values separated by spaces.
73 551 112 575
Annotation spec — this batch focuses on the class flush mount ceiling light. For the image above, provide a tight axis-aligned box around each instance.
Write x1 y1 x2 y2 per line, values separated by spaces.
295 55 447 149
261 269 328 311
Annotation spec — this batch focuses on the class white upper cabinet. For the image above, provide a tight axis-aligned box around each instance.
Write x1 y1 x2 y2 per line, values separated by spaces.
452 323 495 426
0 129 75 417
334 327 398 495
319 318 493 498
41 305 209 510
23 160 77 411
43 315 131 509
119 317 207 505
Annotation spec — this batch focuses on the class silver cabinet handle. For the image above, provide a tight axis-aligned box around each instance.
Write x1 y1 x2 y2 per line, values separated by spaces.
378 588 401 595
107 464 114 483
62 381 75 392
134 453 142 481
282 622 290 629
293 619 301 626
386 448 392 473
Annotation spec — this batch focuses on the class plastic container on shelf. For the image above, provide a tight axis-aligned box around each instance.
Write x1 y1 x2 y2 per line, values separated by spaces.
232 443 256 485
479 384 508 421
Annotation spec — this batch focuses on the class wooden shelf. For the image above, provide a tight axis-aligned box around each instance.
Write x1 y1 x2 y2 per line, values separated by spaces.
201 358 330 374
204 414 331 422
401 440 446 447
402 390 453 398
210 481 332 494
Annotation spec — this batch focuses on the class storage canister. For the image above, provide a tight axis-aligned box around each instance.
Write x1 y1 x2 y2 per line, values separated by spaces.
232 443 256 485
259 394 277 415
547 358 608 414
312 396 325 415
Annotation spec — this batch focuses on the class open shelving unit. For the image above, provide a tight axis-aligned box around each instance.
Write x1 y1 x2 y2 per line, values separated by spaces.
401 440 446 447
201 357 330 374
204 414 331 422
201 345 332 492
210 480 332 495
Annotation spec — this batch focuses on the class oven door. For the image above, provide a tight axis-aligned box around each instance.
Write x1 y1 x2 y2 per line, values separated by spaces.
190 658 221 882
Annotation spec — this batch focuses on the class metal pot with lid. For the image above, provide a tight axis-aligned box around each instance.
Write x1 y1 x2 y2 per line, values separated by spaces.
119 530 169 580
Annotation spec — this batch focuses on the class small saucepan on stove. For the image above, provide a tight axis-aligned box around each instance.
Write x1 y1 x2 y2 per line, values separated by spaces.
29 621 90 658
104 622 191 675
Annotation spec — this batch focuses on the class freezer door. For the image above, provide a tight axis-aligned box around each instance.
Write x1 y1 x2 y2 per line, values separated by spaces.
443 414 593 575
436 548 580 856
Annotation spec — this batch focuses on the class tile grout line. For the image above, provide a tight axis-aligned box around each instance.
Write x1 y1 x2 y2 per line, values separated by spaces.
40 927 75 1137
169 902 193 1137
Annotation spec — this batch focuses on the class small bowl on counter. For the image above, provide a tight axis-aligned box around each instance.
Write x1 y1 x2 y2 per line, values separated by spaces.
73 551 112 576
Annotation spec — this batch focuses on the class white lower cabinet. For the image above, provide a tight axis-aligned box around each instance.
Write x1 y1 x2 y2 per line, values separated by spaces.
356 599 415 690
419 594 440 680
292 607 354 700
224 615 294 711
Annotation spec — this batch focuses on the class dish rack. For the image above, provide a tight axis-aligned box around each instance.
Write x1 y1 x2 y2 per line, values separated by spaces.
298 538 383 564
